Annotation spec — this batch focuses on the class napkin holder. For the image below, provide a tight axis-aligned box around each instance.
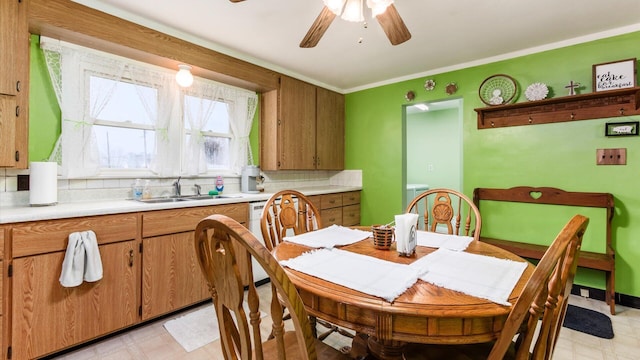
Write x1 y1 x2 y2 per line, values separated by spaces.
395 213 418 257
371 225 395 250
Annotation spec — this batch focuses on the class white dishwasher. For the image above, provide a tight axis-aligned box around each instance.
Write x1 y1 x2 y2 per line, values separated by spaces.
248 197 299 284
248 200 269 284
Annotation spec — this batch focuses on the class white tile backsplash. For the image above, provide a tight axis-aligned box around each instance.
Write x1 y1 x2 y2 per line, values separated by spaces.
0 169 362 206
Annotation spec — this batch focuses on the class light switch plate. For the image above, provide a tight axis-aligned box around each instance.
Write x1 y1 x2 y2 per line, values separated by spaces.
597 148 626 165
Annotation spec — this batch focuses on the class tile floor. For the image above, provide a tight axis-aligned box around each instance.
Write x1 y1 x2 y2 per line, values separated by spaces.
48 285 640 360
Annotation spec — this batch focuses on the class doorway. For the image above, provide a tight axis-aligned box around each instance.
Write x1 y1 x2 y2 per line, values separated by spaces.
402 98 463 210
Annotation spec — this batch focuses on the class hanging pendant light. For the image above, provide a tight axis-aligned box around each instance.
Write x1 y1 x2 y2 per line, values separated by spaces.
175 64 194 87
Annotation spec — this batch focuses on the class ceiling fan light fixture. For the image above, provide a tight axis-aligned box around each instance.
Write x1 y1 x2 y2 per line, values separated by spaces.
367 0 393 16
341 0 364 22
323 0 346 15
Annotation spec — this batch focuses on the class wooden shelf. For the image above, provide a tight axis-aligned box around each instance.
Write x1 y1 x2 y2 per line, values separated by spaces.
475 87 640 129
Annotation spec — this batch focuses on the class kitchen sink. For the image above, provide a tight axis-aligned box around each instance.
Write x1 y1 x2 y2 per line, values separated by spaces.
134 194 244 204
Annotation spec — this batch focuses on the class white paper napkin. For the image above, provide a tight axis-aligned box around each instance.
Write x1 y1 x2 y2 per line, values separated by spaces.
409 248 528 306
416 230 474 251
280 248 420 302
283 224 371 248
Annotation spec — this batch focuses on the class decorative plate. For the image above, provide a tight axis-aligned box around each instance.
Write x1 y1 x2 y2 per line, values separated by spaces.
405 90 415 102
478 74 518 106
424 79 436 91
445 82 458 95
525 82 549 101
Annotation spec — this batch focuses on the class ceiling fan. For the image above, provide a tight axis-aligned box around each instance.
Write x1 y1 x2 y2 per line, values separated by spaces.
229 0 411 48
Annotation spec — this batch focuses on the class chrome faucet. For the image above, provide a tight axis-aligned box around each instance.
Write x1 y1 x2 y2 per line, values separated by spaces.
172 177 181 196
194 184 201 196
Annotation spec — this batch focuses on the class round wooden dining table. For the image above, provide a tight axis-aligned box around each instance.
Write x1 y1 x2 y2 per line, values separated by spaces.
273 237 535 360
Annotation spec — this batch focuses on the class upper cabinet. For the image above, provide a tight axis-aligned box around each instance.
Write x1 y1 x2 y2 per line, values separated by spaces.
0 0 29 168
261 76 345 170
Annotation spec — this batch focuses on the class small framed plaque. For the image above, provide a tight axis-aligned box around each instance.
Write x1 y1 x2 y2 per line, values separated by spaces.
592 58 637 92
605 121 639 137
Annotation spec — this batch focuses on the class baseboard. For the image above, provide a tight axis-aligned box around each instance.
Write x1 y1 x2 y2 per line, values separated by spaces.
571 284 640 309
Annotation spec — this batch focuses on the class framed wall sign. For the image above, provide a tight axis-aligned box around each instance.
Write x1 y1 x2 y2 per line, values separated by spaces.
593 58 637 92
605 121 639 137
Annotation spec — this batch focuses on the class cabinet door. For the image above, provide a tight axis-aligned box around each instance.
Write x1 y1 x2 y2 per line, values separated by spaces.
141 231 209 320
279 76 316 170
12 240 137 360
316 87 345 170
0 0 18 96
0 95 16 167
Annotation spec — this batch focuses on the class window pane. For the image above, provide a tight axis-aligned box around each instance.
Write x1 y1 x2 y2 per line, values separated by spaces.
94 125 155 169
184 95 230 133
204 136 230 169
90 75 157 125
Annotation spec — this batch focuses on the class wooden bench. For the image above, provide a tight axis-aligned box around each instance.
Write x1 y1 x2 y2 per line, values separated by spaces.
473 186 616 315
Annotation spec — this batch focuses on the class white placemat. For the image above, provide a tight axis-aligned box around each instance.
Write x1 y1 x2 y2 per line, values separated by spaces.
280 248 420 302
409 248 528 306
283 224 371 248
416 230 473 251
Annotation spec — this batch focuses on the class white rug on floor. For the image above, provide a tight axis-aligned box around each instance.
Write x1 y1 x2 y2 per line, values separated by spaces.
164 305 267 353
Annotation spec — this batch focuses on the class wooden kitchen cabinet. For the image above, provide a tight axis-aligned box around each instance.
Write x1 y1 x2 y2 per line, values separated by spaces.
0 0 29 168
140 203 248 320
261 76 345 170
309 191 361 227
10 214 138 360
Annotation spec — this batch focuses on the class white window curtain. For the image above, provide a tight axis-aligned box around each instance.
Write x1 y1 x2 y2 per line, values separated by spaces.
40 36 257 178
228 89 258 175
182 81 224 176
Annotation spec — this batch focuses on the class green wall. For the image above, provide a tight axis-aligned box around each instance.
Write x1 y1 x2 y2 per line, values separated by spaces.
345 31 640 297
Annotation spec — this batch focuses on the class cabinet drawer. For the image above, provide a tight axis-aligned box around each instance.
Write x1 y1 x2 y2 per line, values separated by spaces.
142 203 248 237
321 207 343 227
308 195 321 212
342 191 360 206
342 204 361 226
320 193 342 209
12 213 138 258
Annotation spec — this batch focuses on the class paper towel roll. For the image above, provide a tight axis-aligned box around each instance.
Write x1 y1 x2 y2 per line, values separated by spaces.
30 162 58 206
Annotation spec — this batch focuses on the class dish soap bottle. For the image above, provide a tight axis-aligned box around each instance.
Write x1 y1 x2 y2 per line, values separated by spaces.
215 176 224 193
132 179 143 200
142 180 152 199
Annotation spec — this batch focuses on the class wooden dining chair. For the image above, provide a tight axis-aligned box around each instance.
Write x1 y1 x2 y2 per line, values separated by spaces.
261 189 322 251
261 190 354 342
194 214 350 360
405 188 482 241
403 214 590 360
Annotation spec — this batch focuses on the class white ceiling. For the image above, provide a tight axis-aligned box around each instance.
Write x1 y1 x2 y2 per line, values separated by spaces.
73 0 640 93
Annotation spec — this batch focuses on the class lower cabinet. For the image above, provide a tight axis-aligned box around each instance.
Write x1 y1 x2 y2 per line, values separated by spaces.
140 204 248 320
309 191 361 227
141 231 209 320
10 214 138 359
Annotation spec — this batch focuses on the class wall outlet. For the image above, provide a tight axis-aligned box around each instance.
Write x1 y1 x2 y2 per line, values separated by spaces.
580 288 589 298
427 164 434 172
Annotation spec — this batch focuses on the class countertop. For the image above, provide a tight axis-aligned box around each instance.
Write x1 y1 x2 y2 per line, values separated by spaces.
0 186 361 224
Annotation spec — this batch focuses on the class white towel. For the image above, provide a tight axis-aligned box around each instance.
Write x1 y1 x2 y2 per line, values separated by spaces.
59 230 104 287
409 248 528 306
280 248 420 302
283 224 371 248
416 231 473 251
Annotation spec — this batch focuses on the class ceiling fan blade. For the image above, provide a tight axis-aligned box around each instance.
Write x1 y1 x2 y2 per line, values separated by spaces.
300 6 337 48
375 4 411 45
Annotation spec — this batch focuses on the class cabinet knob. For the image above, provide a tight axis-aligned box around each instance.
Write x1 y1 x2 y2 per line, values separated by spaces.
16 81 21 92
15 151 20 162
15 106 20 117
129 250 134 267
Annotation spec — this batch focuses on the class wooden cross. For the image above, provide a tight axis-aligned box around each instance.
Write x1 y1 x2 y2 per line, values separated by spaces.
565 80 580 95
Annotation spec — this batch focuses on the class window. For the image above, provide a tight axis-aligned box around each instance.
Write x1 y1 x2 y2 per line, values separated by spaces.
183 94 231 170
40 37 258 178
91 75 157 169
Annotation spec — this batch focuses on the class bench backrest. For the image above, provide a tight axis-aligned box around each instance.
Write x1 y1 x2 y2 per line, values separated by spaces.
473 186 614 254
